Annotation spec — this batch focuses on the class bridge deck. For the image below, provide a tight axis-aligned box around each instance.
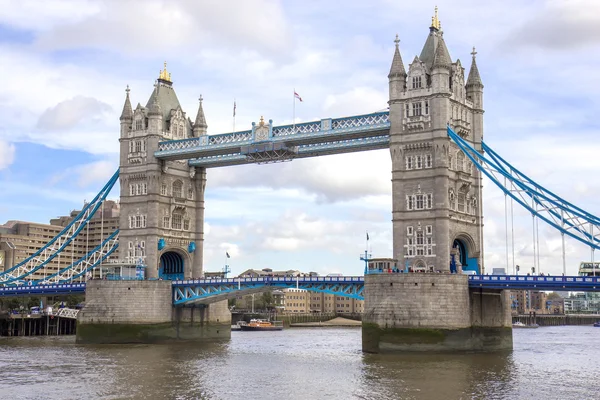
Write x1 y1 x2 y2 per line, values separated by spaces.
1 275 598 304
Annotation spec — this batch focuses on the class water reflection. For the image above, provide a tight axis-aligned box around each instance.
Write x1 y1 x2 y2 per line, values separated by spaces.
1 327 600 400
358 351 516 400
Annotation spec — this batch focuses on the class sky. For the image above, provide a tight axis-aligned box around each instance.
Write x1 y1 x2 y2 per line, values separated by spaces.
1 0 600 277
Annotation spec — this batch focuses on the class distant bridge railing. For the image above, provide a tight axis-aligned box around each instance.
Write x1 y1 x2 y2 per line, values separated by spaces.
469 275 600 291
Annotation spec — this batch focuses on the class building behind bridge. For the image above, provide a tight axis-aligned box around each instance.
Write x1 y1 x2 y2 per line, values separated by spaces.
234 269 364 314
0 200 119 280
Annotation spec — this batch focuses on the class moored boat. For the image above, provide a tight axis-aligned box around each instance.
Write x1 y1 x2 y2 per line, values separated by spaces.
594 321 600 327
239 319 283 331
513 321 539 329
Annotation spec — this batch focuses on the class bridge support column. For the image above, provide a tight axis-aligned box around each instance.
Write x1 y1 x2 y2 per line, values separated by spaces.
76 280 230 344
192 167 206 278
362 274 512 353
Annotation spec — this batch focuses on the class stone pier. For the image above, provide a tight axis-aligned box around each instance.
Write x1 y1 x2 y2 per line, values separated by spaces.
76 280 230 344
362 274 512 353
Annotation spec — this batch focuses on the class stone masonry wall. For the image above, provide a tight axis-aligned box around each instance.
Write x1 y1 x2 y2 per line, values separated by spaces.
78 280 172 324
363 274 471 329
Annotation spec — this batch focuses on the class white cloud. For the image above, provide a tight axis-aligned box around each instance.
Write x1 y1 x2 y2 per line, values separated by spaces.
3 0 292 56
36 96 112 131
0 139 15 170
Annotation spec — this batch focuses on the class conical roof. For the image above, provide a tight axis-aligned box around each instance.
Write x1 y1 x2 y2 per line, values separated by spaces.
466 47 483 87
194 95 207 129
145 81 181 120
388 35 407 78
148 86 162 116
419 31 439 70
120 86 133 120
432 36 452 69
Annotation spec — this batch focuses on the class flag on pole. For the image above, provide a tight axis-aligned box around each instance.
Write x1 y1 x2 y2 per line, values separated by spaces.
233 101 236 117
226 252 230 258
366 232 369 241
294 91 303 102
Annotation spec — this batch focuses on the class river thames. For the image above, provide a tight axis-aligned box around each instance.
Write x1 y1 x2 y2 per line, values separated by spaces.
0 325 598 399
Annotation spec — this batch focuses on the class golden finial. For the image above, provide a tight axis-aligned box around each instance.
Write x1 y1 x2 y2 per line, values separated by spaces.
394 34 400 47
159 61 172 82
431 6 441 30
259 116 265 126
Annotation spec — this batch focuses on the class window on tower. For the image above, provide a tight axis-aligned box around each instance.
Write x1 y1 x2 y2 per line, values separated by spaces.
425 100 429 115
425 154 432 168
172 180 183 199
456 151 465 172
412 102 422 116
416 194 424 209
412 76 422 89
458 189 467 213
172 213 183 230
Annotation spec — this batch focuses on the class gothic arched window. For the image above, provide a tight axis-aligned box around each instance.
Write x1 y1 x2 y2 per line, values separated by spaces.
456 151 464 172
172 180 183 198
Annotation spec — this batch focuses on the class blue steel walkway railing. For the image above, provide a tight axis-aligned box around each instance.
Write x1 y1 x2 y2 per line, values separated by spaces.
468 275 600 291
172 276 365 305
155 112 391 167
2 275 599 301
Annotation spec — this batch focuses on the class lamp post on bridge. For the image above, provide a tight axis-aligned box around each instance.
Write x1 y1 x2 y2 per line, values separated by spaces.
360 250 371 275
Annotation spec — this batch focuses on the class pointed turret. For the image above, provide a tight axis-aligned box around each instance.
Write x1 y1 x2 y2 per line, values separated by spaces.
388 35 407 100
120 85 133 121
388 35 407 78
193 95 208 136
432 36 452 70
466 47 484 112
466 47 483 88
147 84 163 135
148 85 162 116
419 6 443 70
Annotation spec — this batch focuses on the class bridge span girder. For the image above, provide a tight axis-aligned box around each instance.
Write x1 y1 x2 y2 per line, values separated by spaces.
172 278 365 306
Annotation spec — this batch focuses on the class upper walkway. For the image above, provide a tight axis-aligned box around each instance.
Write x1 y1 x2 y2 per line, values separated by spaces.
154 112 390 167
1 275 598 304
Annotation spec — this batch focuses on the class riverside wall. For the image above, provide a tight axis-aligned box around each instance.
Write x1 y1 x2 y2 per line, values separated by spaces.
76 280 230 344
362 274 513 353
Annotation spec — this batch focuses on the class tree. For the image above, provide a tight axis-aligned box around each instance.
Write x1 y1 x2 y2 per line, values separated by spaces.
547 292 562 301
261 291 274 310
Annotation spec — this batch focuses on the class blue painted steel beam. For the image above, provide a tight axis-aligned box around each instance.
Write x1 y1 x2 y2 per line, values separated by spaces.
468 275 600 291
0 283 86 297
0 170 120 283
447 126 600 250
172 276 366 305
187 135 390 168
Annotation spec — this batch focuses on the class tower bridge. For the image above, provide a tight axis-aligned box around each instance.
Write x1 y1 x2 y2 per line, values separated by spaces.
2 10 599 351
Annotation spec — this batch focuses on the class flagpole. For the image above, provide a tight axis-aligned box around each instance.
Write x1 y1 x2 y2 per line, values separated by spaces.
293 88 296 133
233 99 236 133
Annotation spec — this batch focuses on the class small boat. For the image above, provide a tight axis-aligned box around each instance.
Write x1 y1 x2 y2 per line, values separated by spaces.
512 321 539 329
593 322 600 327
231 321 247 331
239 319 283 331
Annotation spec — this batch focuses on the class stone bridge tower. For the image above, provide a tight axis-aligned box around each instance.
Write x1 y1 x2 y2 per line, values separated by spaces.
118 63 207 279
388 9 485 274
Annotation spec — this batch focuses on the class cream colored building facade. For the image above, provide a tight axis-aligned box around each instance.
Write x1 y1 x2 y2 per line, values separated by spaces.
0 200 119 281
